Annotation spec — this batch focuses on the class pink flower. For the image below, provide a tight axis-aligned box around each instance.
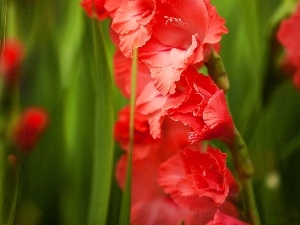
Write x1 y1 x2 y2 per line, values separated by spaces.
135 82 167 139
206 210 249 225
158 145 237 211
115 101 239 224
277 3 300 89
139 0 228 95
116 137 239 225
115 131 239 225
117 154 182 225
113 49 153 99
13 108 49 153
111 0 156 57
113 48 167 138
165 67 234 143
116 154 188 225
0 39 24 87
115 117 196 224
114 50 233 142
116 154 239 225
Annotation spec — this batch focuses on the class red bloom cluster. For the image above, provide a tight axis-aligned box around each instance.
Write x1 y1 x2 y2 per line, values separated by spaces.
115 115 240 225
81 0 246 224
13 107 49 153
158 146 237 211
277 2 300 89
0 39 24 87
81 0 228 93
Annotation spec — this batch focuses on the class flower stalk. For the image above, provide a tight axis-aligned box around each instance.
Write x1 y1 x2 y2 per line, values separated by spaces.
118 47 138 225
206 49 230 93
207 50 261 225
228 127 260 225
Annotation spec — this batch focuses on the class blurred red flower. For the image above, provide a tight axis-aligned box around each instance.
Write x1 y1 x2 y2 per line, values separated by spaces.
80 0 109 20
277 3 300 89
14 108 48 153
0 39 24 87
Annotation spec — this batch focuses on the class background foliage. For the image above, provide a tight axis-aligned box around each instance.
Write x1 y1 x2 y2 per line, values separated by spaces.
1 0 299 224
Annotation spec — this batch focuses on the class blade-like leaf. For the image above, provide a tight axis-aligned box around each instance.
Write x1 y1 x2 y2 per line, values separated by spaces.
87 19 115 225
0 0 7 46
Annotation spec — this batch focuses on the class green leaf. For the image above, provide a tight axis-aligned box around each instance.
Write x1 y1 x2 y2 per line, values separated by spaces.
0 0 7 44
61 38 94 225
87 19 115 225
118 48 138 225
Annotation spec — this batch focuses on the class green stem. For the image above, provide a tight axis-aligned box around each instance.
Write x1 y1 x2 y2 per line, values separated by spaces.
228 127 260 225
206 47 261 225
242 179 260 225
118 48 138 225
206 49 230 93
229 128 254 179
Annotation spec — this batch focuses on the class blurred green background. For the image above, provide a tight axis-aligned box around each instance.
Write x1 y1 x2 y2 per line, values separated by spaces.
1 0 300 224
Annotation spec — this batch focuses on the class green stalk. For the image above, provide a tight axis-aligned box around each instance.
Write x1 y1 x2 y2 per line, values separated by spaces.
206 49 230 93
87 19 114 225
206 46 261 225
227 127 261 225
118 48 138 225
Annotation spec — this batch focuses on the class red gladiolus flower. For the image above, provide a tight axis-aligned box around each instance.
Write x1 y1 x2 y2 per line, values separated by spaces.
139 0 228 95
206 210 249 225
113 49 167 138
111 0 156 58
165 67 234 144
115 118 191 224
116 117 239 225
158 145 236 211
114 106 161 160
113 49 153 99
0 39 24 87
114 50 233 142
117 155 191 225
14 108 49 153
277 3 300 89
135 82 167 139
116 154 239 225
